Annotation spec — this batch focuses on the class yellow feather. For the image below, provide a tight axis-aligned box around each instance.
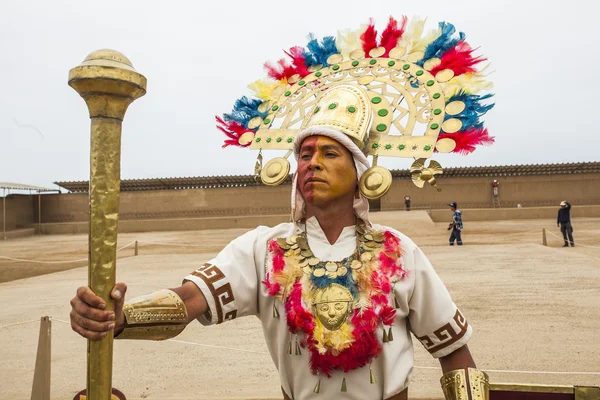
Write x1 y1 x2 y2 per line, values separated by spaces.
411 21 441 55
398 16 426 54
272 256 303 297
247 79 285 101
336 26 367 60
441 65 494 97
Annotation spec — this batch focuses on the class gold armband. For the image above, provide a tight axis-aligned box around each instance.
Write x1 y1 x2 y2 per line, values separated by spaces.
116 289 188 340
441 368 489 400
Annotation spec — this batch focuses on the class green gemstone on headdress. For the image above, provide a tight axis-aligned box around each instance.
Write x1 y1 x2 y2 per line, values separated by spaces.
376 124 387 132
426 80 434 86
256 137 262 143
299 80 306 85
385 144 392 149
433 93 441 99
315 71 322 77
314 106 320 113
277 137 282 142
332 65 340 71
430 123 439 130
378 109 389 117
371 97 382 104
264 118 271 124
403 64 410 70
434 109 442 115
329 103 337 109
370 59 377 65
266 137 272 143
285 91 291 97
424 145 432 151
372 143 379 149
388 60 396 67
272 105 279 111
287 137 293 143
352 60 359 67
416 70 424 76
398 144 405 150
347 106 356 113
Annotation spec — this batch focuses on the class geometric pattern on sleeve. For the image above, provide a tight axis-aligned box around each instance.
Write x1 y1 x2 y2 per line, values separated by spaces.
191 263 238 323
416 309 469 355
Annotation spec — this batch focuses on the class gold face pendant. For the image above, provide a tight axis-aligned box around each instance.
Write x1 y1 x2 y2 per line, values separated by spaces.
312 284 353 331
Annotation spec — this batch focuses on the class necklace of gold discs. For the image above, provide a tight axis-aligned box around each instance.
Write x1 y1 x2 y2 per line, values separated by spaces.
276 225 386 279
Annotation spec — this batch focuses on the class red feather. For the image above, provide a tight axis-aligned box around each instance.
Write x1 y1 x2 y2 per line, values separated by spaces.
215 116 251 148
437 128 495 155
284 46 310 77
264 58 296 81
380 16 407 56
360 19 378 56
430 41 487 77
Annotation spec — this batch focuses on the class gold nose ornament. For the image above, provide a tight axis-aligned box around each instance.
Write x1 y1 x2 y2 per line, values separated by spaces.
410 158 443 191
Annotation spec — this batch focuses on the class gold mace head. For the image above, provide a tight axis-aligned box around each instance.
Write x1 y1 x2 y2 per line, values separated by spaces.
68 49 147 119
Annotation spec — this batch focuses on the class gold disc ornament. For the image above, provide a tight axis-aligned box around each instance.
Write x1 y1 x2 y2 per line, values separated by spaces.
359 166 392 200
260 157 290 186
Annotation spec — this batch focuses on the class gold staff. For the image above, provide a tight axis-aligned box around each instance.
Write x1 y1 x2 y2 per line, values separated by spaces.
69 49 146 400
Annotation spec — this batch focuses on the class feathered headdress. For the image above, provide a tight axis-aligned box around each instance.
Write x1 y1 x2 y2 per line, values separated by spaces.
217 16 494 192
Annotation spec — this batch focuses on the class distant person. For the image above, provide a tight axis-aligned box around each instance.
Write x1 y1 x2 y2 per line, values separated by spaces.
448 202 463 246
557 200 574 247
404 195 411 211
492 180 499 197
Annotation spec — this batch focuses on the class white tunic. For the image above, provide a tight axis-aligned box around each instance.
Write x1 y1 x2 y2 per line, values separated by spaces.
184 217 471 400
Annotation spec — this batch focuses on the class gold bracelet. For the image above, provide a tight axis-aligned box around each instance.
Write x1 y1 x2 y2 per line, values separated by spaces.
116 289 188 340
440 368 489 400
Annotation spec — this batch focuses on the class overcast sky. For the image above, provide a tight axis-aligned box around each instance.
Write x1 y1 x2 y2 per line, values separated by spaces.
1 0 597 190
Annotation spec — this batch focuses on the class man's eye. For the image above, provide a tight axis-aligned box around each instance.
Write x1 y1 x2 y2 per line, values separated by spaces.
326 152 338 157
301 154 312 160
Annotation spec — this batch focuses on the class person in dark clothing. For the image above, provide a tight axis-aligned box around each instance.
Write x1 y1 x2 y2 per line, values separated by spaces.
448 202 463 246
557 201 574 247
404 195 411 211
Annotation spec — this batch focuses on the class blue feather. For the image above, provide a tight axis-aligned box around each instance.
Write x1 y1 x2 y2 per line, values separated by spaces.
418 22 465 66
310 267 359 299
223 96 268 128
304 34 340 67
444 91 495 131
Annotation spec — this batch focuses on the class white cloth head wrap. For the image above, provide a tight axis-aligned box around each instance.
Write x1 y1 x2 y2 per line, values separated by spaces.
291 126 372 227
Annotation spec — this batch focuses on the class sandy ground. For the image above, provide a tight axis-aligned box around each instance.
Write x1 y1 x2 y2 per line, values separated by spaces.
0 211 599 399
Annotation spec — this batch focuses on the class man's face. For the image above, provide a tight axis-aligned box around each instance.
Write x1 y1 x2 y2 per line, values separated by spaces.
297 136 357 207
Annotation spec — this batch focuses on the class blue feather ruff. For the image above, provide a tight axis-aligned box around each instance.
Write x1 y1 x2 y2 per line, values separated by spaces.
223 96 268 129
444 91 495 132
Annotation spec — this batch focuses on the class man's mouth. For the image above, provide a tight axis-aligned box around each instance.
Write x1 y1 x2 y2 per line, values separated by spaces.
306 177 326 184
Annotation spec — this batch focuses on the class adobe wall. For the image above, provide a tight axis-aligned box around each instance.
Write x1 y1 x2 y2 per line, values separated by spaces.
40 185 292 224
0 194 34 231
4 171 599 234
383 173 600 211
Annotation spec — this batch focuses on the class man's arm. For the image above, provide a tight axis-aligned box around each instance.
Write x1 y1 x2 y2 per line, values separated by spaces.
112 281 208 337
72 281 208 340
439 344 476 373
439 345 489 400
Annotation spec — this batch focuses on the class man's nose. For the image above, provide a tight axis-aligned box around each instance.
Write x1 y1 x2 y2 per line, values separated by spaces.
308 155 323 171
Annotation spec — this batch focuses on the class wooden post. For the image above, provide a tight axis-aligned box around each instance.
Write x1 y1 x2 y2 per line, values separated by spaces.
134 240 138 256
30 316 51 400
542 228 547 246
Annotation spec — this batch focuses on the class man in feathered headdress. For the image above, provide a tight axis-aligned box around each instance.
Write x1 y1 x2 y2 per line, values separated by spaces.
69 17 493 400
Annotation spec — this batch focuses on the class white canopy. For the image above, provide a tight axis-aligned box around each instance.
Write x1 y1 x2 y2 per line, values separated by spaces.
0 182 54 191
